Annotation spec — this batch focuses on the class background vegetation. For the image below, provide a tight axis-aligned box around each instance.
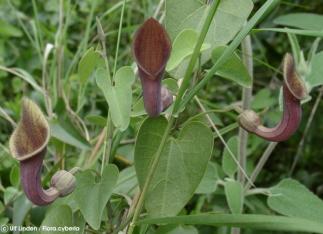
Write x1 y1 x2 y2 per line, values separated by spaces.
1 0 323 233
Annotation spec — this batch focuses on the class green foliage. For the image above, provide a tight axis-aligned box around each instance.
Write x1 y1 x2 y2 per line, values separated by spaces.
166 29 210 72
274 13 323 30
135 117 213 217
224 180 243 214
212 46 252 87
1 0 323 233
222 136 238 178
96 66 135 131
268 179 323 223
78 47 104 84
74 165 119 230
195 162 218 194
138 214 323 233
306 51 323 88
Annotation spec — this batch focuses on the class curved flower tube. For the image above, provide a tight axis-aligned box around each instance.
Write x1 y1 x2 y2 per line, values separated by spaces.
133 18 173 117
238 53 308 142
9 98 76 206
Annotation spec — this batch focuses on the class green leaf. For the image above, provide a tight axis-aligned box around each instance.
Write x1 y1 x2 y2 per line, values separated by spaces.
4 187 19 205
85 114 107 127
135 117 213 217
166 29 210 71
251 88 275 110
166 0 253 77
224 180 243 214
13 68 43 92
40 205 73 234
222 136 238 177
195 162 218 194
165 0 203 40
212 46 252 87
166 0 253 46
268 179 323 223
74 165 119 230
255 28 323 37
274 13 323 31
156 225 198 234
13 195 32 229
10 164 20 187
306 51 323 88
96 66 135 131
113 166 138 196
0 20 23 37
50 120 90 150
138 213 323 233
78 47 104 83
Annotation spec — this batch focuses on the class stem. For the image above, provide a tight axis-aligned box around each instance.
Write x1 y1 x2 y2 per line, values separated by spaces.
245 142 278 191
101 114 114 175
0 106 16 127
289 87 323 175
195 97 254 186
153 0 165 18
173 0 221 114
179 0 280 111
96 18 115 174
233 35 253 234
112 0 127 80
238 35 253 185
128 117 175 234
127 3 221 233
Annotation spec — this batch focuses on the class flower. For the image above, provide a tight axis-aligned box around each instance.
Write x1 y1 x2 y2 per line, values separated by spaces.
133 18 173 117
238 53 308 142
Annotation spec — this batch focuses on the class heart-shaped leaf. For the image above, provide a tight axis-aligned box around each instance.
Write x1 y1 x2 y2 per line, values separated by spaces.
74 165 119 230
41 205 73 234
135 117 213 217
78 47 104 83
166 29 210 71
212 46 252 88
96 66 135 131
166 0 253 78
166 0 253 46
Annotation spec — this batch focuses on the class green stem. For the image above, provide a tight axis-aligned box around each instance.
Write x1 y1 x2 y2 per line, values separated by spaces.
173 0 221 114
128 117 175 234
232 34 253 234
245 142 278 191
237 35 253 186
127 2 221 233
179 0 280 111
112 0 127 80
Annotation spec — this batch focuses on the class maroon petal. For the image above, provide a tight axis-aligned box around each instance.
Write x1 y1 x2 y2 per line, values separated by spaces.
133 18 173 117
133 18 171 79
9 98 76 205
238 54 307 142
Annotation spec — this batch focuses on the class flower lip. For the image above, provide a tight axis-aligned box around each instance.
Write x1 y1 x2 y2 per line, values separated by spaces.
132 17 172 80
9 98 50 161
283 53 308 100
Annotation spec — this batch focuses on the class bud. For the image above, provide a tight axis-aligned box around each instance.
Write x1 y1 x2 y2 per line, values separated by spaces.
51 170 76 197
238 110 261 132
